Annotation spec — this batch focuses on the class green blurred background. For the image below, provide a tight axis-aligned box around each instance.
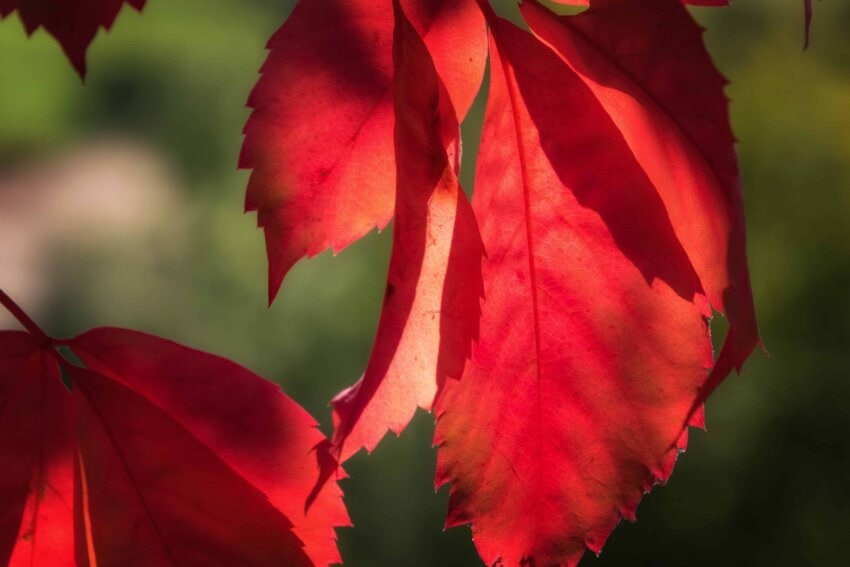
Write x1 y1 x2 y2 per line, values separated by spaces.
1 0 848 565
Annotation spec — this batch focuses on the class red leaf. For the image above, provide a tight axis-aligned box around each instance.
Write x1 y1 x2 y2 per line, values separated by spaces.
0 294 348 566
520 0 759 414
70 328 351 566
433 5 726 564
0 0 146 76
330 0 483 462
70 364 311 566
0 332 73 567
240 0 487 302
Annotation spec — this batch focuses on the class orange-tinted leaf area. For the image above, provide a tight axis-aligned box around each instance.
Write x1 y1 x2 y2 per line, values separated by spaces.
0 292 348 566
434 2 720 564
330 0 484 462
0 0 145 76
245 0 759 565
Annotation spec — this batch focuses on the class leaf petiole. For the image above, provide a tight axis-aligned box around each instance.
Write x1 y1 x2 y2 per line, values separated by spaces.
0 288 51 345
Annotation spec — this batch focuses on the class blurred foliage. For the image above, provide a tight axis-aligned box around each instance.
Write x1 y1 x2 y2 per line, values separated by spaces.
1 0 849 565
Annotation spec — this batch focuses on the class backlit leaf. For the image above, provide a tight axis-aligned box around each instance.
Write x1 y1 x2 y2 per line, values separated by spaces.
240 0 487 301
0 298 348 566
0 332 73 567
433 5 724 565
331 0 483 462
521 0 759 412
70 328 351 566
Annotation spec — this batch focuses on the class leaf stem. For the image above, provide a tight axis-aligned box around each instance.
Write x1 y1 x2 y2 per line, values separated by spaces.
0 288 51 344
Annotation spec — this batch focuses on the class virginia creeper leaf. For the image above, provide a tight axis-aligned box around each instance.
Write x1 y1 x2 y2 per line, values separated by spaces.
520 0 759 409
239 0 487 302
70 328 351 566
0 332 73 567
69 363 311 566
0 295 348 566
0 0 146 76
433 8 716 565
330 0 484 462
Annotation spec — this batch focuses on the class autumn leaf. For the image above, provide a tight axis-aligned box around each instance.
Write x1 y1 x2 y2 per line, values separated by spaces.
521 0 760 412
0 0 146 76
239 0 487 302
330 0 484 462
0 331 74 567
0 291 348 566
428 0 758 564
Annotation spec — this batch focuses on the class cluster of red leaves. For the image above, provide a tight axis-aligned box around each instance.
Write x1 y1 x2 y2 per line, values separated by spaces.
240 0 760 564
0 291 349 566
1 0 807 564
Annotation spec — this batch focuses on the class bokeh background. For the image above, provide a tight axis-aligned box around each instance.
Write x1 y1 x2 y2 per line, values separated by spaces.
1 0 848 565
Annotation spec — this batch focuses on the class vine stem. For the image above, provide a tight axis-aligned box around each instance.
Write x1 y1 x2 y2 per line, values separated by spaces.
0 288 51 344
